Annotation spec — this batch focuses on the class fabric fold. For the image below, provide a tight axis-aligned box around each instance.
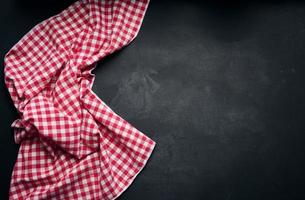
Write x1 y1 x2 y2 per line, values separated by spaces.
4 0 155 199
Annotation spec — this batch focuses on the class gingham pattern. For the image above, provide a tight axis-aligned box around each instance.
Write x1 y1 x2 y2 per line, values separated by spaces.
4 0 156 199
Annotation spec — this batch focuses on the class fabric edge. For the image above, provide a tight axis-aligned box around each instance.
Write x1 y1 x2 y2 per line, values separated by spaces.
88 1 157 197
113 140 156 200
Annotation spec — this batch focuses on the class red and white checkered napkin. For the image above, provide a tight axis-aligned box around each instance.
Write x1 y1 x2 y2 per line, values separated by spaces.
4 0 155 199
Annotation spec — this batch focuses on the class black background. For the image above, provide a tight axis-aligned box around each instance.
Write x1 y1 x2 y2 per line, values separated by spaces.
1 0 305 199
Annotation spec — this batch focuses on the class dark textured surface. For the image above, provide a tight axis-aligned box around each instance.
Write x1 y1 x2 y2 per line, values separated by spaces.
1 0 305 199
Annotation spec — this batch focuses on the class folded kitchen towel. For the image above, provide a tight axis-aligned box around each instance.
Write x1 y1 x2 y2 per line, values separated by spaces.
4 0 156 199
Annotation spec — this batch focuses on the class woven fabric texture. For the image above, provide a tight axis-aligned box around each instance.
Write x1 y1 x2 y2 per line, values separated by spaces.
4 0 155 199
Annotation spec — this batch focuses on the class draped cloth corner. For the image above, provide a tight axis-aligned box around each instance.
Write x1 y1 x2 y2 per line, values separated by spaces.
4 0 156 199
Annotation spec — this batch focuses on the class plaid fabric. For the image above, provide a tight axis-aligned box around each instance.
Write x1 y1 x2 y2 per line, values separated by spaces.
4 0 156 199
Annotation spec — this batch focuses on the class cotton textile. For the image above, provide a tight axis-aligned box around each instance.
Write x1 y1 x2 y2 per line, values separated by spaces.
4 0 155 199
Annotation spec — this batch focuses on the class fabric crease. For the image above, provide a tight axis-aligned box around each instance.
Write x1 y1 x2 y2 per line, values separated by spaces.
4 0 155 199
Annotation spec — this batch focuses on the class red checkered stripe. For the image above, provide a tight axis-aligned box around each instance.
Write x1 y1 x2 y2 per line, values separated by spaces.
4 0 155 199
